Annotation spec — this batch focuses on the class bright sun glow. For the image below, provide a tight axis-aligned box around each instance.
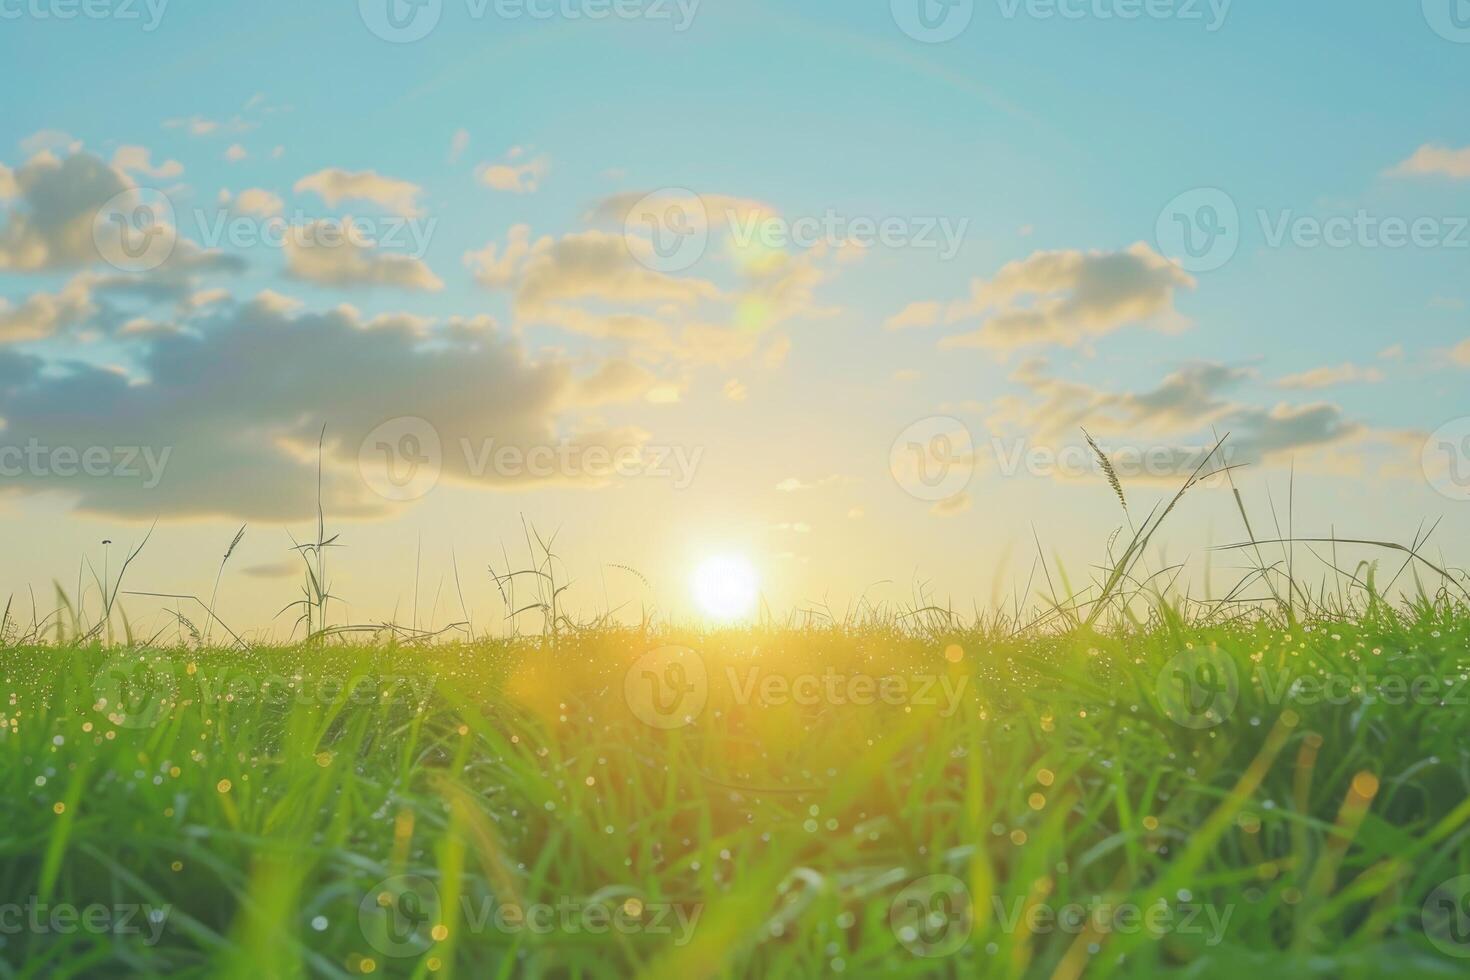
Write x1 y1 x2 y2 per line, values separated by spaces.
691 554 759 621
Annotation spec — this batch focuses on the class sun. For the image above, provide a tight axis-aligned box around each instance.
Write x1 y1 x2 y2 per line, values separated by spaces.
691 554 759 621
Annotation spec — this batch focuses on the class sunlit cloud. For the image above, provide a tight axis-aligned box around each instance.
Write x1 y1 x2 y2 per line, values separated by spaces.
294 167 425 217
476 146 548 194
1387 144 1470 180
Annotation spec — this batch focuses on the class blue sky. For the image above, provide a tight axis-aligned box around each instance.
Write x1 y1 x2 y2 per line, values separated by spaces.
1 1 1468 633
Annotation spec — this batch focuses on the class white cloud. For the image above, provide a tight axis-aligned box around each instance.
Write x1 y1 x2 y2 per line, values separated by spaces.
464 223 537 289
0 151 132 271
449 128 470 164
510 229 721 312
574 358 657 405
1275 363 1384 389
0 273 95 343
993 359 1361 481
0 302 650 519
111 145 183 179
476 146 548 194
234 188 284 217
20 130 81 155
294 168 425 217
937 243 1194 350
775 474 847 492
931 491 972 516
884 300 942 330
283 219 443 291
164 116 223 136
1387 144 1470 179
469 194 847 369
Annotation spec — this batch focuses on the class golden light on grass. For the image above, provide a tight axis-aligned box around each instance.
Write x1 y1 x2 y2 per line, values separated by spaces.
691 554 759 621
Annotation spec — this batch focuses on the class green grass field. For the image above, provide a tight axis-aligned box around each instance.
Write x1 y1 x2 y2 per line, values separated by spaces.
4 600 1470 978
